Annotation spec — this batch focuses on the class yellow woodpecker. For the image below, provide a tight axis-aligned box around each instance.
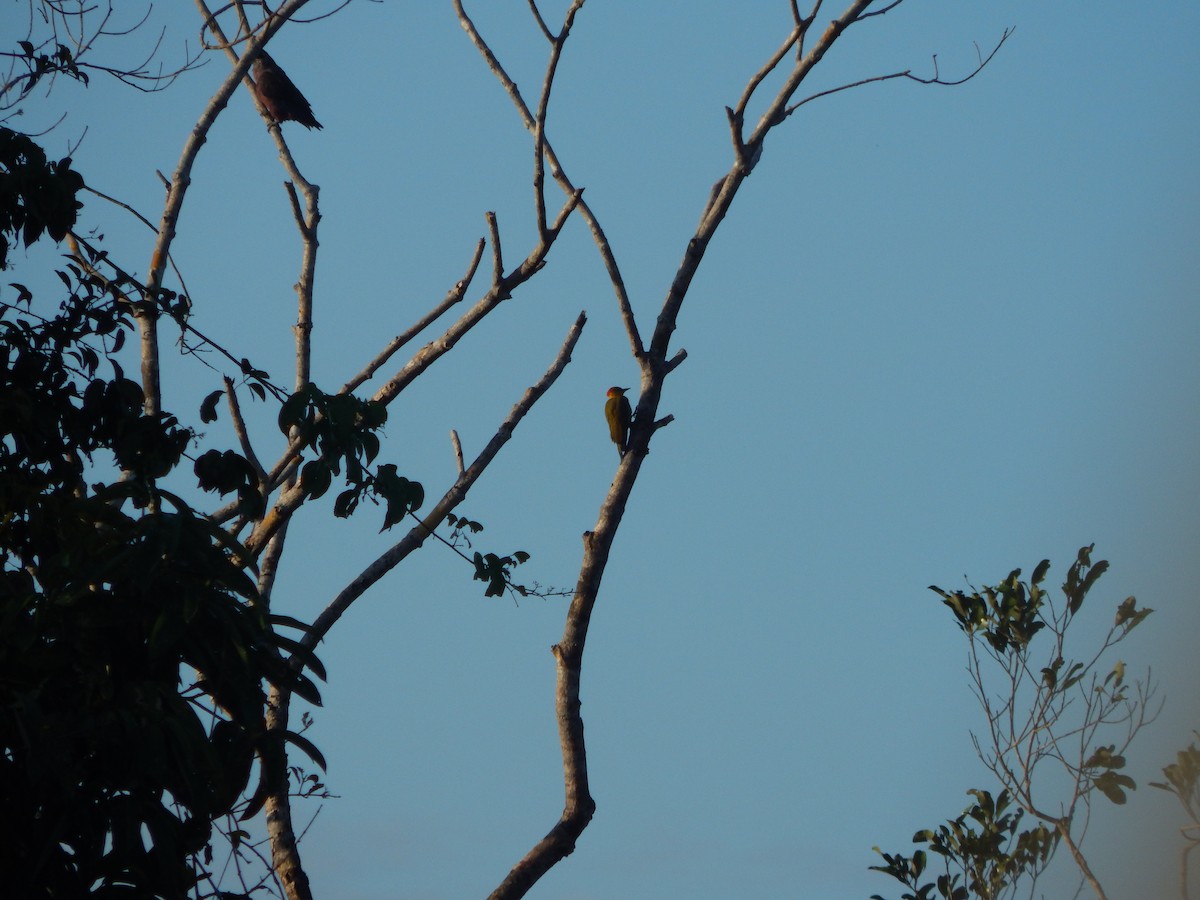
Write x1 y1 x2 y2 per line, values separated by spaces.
605 386 632 458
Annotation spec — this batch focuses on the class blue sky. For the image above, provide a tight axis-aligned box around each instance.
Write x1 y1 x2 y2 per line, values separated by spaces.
6 1 1199 897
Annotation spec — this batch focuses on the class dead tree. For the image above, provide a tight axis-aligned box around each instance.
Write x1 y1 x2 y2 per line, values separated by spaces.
11 1 1008 897
448 3 1009 897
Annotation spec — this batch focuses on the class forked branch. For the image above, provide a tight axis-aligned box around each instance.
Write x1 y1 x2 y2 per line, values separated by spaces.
454 0 643 358
470 2 1013 897
297 311 588 657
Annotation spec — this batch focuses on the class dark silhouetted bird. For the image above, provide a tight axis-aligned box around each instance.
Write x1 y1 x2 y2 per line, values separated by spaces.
605 387 632 459
251 51 322 130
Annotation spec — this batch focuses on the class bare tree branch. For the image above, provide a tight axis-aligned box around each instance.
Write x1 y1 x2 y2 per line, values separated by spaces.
295 310 587 657
526 0 554 43
857 0 908 21
954 559 1158 900
1 2 204 114
453 0 643 359
187 6 329 896
784 28 1013 115
450 429 465 475
134 0 312 418
487 211 504 285
532 1 586 239
731 22 803 123
338 238 486 396
470 1 1013 895
234 183 583 555
225 375 268 487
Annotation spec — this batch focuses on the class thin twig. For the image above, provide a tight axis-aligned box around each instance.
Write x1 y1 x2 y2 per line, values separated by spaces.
295 311 587 657
224 375 268 486
450 429 465 475
454 0 641 358
338 239 485 395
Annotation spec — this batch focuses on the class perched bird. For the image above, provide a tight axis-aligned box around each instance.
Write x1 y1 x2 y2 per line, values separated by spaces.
251 51 322 130
605 386 632 459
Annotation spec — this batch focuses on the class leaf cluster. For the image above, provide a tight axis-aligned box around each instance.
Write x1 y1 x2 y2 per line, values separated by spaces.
883 548 1157 900
277 382 424 529
472 548 531 598
929 560 1054 653
195 447 265 517
1152 737 1200 896
872 789 1056 900
1153 735 1200 823
930 547 1153 811
1083 744 1136 805
0 126 85 269
1 273 181 499
4 39 90 106
0 219 323 896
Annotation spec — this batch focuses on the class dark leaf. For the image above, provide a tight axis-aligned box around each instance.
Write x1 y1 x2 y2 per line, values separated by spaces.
1094 771 1136 804
301 460 332 499
200 389 223 423
1030 558 1051 585
333 487 359 518
284 730 327 771
270 632 328 682
269 613 317 633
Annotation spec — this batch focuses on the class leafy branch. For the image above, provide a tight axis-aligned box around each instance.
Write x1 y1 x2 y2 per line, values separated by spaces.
875 548 1157 900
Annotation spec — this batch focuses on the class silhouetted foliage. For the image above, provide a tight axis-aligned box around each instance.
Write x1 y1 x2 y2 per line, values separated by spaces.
0 154 322 898
1151 734 1200 898
0 126 84 269
872 548 1156 900
871 789 1056 900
